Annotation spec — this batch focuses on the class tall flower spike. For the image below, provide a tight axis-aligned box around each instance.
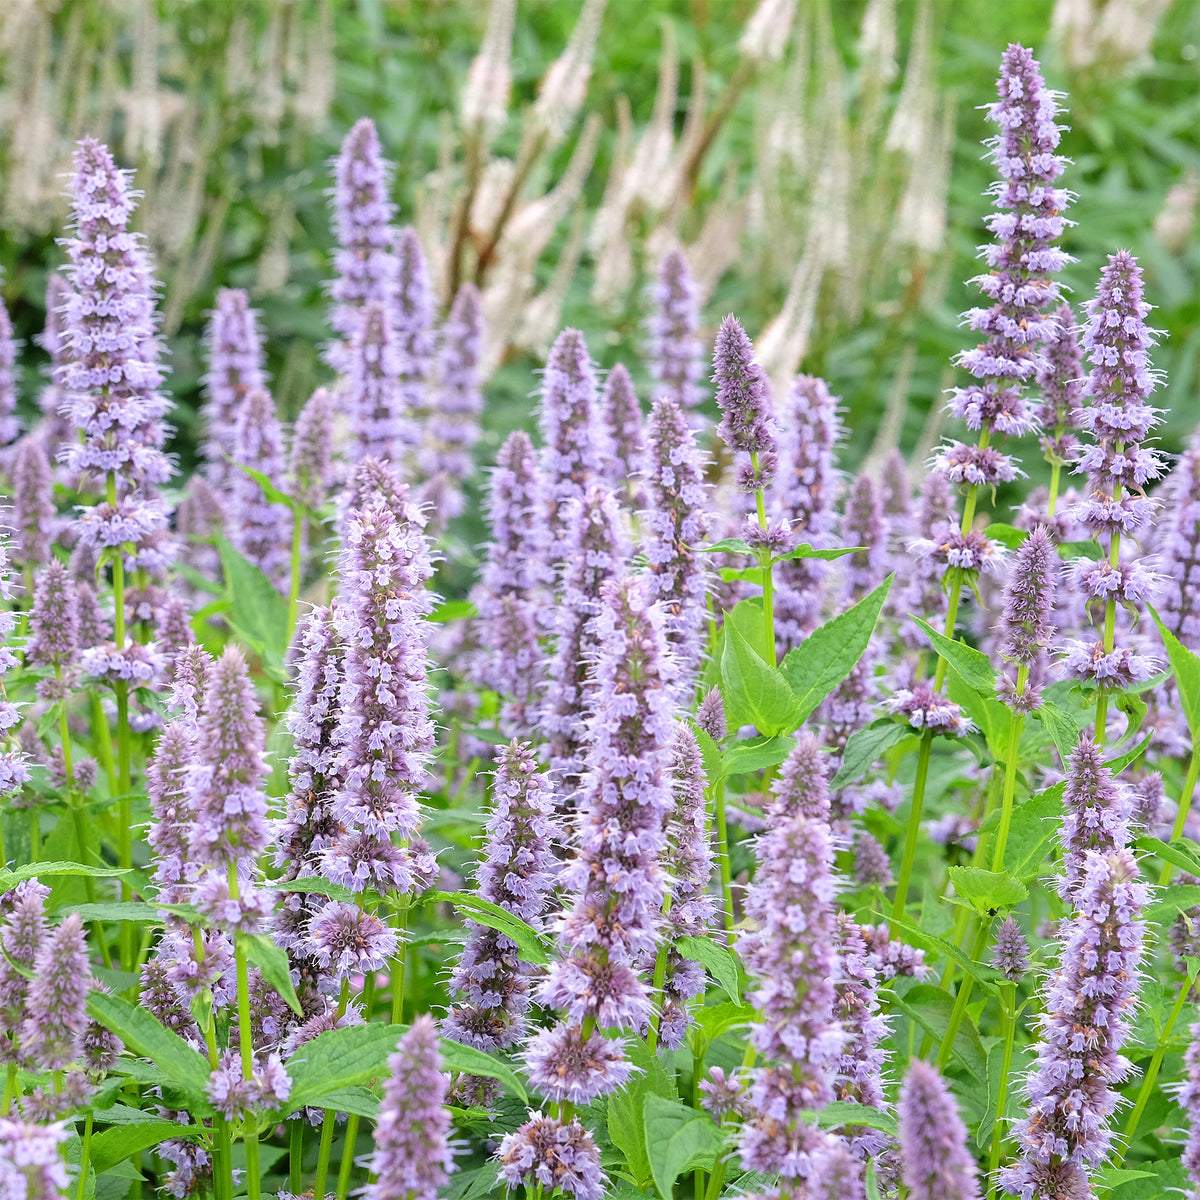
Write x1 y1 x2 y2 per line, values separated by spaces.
544 487 629 795
12 437 55 571
228 387 292 591
445 740 557 1052
647 247 705 413
770 732 832 823
738 805 842 1184
1157 442 1200 650
346 300 413 466
1001 849 1147 1198
712 314 777 492
996 525 1058 712
329 117 396 348
1177 1023 1200 1199
642 396 711 697
601 363 646 505
497 1113 606 1200
327 499 436 898
338 455 409 537
0 1118 70 1198
1057 734 1134 902
0 294 20 448
935 44 1073 491
841 472 887 602
22 913 89 1070
991 915 1029 982
366 1015 454 1200
898 1060 981 1200
201 288 268 491
394 226 435 380
25 561 80 696
538 327 609 556
146 721 198 907
0 532 30 798
1036 302 1084 470
0 881 50 1052
34 273 75 458
289 386 334 513
773 375 842 653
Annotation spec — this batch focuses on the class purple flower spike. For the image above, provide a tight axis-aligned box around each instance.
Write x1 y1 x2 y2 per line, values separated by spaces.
346 300 414 466
642 396 711 695
0 534 30 798
1036 302 1084 466
1158 443 1200 650
25 561 80 673
842 473 887 601
201 288 268 491
289 386 334 513
394 226 435 378
647 248 705 412
366 1015 454 1200
1001 849 1147 1198
1178 1023 1200 1196
770 732 832 823
0 295 20 447
992 915 1029 981
229 388 292 591
538 328 609 554
898 1060 981 1200
695 686 727 744
601 363 646 504
1057 734 1134 902
712 314 777 491
997 524 1058 711
12 437 55 570
22 913 89 1070
883 683 974 737
329 117 396 346
445 740 557 1052
0 1117 70 1197
498 1113 607 1200
146 721 197 907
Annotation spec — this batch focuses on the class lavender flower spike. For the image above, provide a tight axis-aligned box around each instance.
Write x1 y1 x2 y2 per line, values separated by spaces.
996 524 1058 712
1157 441 1200 650
22 913 89 1070
1057 734 1134 902
346 299 413 466
898 1060 981 1200
366 1015 454 1200
289 386 334 513
12 437 55 571
647 247 705 412
991 915 1029 982
0 1117 70 1198
0 532 30 798
498 1113 606 1200
0 293 20 447
229 387 292 591
1035 302 1084 470
1178 1022 1200 1198
601 363 647 505
25 561 80 677
712 314 777 492
1001 849 1147 1198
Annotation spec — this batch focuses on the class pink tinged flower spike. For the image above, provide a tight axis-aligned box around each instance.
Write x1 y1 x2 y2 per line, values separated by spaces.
841 472 887 602
712 314 777 491
170 644 211 724
642 395 712 696
445 740 558 1052
326 499 437 898
366 1015 455 1200
545 486 629 793
1001 849 1148 1198
201 288 268 491
991 915 1029 982
228 387 292 591
497 1112 607 1200
1036 302 1085 467
0 1117 71 1198
1057 734 1134 902
289 386 334 513
737 807 843 1184
770 732 832 823
996 524 1058 712
0 881 50 1052
346 300 414 466
12 436 55 570
0 533 30 799
0 293 20 447
177 473 228 583
328 117 396 347
1177 1022 1200 1196
695 685 727 744
538 327 609 555
1157 443 1200 649
21 913 89 1070
146 721 197 907
898 1060 981 1200
601 363 647 505
338 454 409 538
539 576 679 1040
25 561 80 673
647 247 705 412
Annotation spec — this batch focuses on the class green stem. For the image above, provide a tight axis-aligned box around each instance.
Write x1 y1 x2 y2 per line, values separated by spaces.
194 926 230 1200
991 670 1029 871
892 730 933 921
1 1060 15 1114
703 1155 728 1200
230 866 261 1200
77 1111 94 1200
713 780 735 942
935 920 990 1071
1096 498 1122 747
987 984 1017 1198
749 456 776 666
29 807 39 862
313 1111 336 1200
1161 747 1200 886
290 1117 304 1194
287 506 304 641
390 899 411 1025
91 693 117 796
335 1113 361 1200
646 894 674 1055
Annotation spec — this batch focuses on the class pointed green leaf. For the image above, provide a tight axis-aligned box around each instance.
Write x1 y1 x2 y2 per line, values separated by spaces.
0 861 132 896
643 1095 725 1200
285 1023 409 1111
720 619 799 736
231 459 301 512
946 866 1028 915
911 614 996 696
831 720 913 788
816 1101 898 1137
439 1039 527 1103
718 735 796 781
699 538 754 555
779 577 893 725
432 891 550 966
1108 732 1154 776
217 538 289 677
890 984 988 1084
675 936 744 1005
1135 836 1200 878
239 932 303 1017
1033 700 1080 766
771 544 866 564
1144 885 1200 922
1151 606 1200 744
91 1121 204 1174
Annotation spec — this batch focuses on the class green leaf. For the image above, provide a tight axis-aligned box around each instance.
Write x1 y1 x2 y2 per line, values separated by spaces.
688 1002 751 1046
910 614 996 697
779 577 893 725
1109 732 1154 777
885 914 1000 998
432 891 550 965
891 984 988 1084
1034 701 1081 766
55 902 161 924
1144 885 1200 922
1058 539 1104 561
272 877 360 903
216 539 289 679
689 724 723 789
946 866 1028 915
675 936 744 1005
643 1095 725 1200
285 1023 408 1111
87 992 211 1101
607 1041 678 1190
430 599 478 623
988 784 1065 880
720 619 799 736
439 1038 528 1103
305 1085 380 1120
1151 606 1200 744
831 720 913 788
91 1121 203 1173
231 459 300 512
718 735 796 781
0 861 132 895
771 544 865 564
699 538 754 555
815 1101 898 1137
239 932 303 1017
985 523 1028 550
1135 836 1200 878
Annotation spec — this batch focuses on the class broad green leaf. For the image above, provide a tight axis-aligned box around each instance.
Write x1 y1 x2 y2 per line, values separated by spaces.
718 735 796 781
1109 732 1154 776
911 614 996 696
727 597 772 665
831 720 913 788
430 599 478 623
779 577 893 725
815 1101 898 1137
87 991 211 1100
286 1023 408 1110
676 936 744 1006
885 914 1000 998
607 1041 678 1190
217 538 289 678
432 891 550 965
642 1095 725 1200
688 1002 751 1046
1151 606 1200 744
272 877 360 903
0 861 131 895
699 538 754 555
56 902 160 924
985 523 1028 550
91 1122 203 1173
689 723 724 787
946 668 1012 758
1034 701 1081 766
720 619 799 736
439 1038 527 1103
983 783 1064 880
1144 885 1200 922
240 932 303 1017
1136 836 1200 878
771 544 865 564
1114 689 1148 739
1058 539 1104 561
946 866 1028 915
891 984 988 1084
303 1085 379 1119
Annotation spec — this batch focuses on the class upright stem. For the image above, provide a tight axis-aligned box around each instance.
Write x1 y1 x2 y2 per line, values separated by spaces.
290 1118 304 1195
991 668 1029 871
935 920 990 1071
315 981 352 1200
77 1111 94 1200
230 866 261 1200
892 730 933 921
987 983 1018 1197
646 893 675 1055
1046 420 1066 519
390 898 411 1025
713 780 735 942
335 1113 361 1200
750 455 775 666
1161 747 1200 886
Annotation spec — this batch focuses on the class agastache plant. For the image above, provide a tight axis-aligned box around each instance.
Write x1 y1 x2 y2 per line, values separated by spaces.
647 247 705 414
